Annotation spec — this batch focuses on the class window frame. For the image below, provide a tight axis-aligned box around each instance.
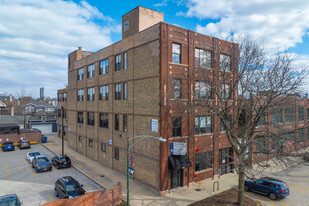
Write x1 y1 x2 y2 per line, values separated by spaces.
101 143 106 153
220 54 231 71
99 59 109 75
123 115 127 132
172 43 181 64
172 117 182 137
172 79 182 99
77 112 84 124
114 148 119 160
195 48 212 68
77 89 84 101
88 139 93 147
87 112 95 126
115 54 121 71
195 116 212 134
115 83 121 100
123 52 127 70
99 113 108 128
77 68 84 81
298 107 304 122
99 85 109 100
123 82 127 100
87 88 95 101
195 151 213 172
115 114 119 131
195 81 212 100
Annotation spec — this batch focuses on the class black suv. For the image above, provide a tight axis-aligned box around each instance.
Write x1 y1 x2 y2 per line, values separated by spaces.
54 176 85 199
51 155 71 169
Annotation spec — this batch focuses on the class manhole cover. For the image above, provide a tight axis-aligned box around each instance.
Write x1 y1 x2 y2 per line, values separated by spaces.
195 189 201 192
100 175 105 177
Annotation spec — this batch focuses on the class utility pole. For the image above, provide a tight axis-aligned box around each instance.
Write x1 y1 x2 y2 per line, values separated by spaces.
61 106 64 155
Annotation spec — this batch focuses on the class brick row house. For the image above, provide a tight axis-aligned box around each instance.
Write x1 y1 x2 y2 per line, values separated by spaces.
57 6 238 192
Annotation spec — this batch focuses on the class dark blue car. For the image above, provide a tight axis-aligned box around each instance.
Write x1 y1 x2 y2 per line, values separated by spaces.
2 142 15 152
245 177 289 200
0 194 21 206
32 155 52 173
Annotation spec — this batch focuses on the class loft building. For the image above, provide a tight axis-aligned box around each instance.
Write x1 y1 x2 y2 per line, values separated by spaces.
57 6 238 192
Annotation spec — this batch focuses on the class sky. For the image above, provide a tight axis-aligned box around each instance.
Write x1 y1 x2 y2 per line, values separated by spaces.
0 0 309 98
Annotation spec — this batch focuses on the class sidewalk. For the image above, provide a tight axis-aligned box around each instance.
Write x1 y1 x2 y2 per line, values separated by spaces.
43 134 238 206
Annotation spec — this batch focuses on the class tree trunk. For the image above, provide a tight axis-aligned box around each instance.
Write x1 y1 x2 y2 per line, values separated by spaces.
237 163 245 206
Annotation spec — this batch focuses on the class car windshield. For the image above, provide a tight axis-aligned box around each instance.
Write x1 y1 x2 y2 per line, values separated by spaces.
59 157 66 161
65 184 78 192
4 142 13 145
29 152 40 157
21 140 29 143
0 199 18 206
37 157 48 162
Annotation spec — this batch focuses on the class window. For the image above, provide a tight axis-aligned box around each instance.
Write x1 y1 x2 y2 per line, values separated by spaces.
99 59 108 75
195 116 212 134
298 128 304 142
285 107 295 123
77 112 83 124
256 137 266 153
298 107 304 121
220 84 231 100
87 112 95 126
195 48 211 68
195 151 212 171
115 84 121 100
87 64 95 78
79 136 82 143
63 93 67 101
58 94 62 102
115 148 119 160
220 115 231 132
77 68 84 80
41 115 46 122
123 82 127 100
63 109 66 118
220 54 231 71
101 143 106 152
286 131 294 141
172 117 181 137
99 113 108 128
115 114 119 131
172 43 181 63
258 112 266 126
57 109 61 117
77 89 84 101
195 81 212 100
89 139 93 147
271 108 283 124
172 79 181 99
307 128 309 141
124 52 127 70
115 54 121 71
87 88 95 101
99 85 109 100
123 115 127 132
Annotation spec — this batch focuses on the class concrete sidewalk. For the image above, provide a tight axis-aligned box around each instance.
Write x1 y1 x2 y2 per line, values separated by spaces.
43 134 238 206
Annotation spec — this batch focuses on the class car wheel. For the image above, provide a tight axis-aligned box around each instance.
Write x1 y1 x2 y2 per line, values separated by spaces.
32 164 34 168
35 168 39 173
244 185 249 191
55 189 59 197
269 192 277 200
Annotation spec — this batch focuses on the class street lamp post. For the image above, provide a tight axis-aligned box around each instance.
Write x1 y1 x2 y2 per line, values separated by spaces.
127 135 166 206
61 106 64 155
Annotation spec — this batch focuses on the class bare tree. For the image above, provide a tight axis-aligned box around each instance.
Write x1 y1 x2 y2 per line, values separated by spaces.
170 35 307 205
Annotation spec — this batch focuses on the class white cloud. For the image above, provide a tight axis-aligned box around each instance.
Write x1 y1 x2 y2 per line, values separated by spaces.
184 0 309 51
0 0 120 98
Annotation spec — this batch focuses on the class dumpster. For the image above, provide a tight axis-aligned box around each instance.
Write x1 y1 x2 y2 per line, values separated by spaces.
42 135 47 143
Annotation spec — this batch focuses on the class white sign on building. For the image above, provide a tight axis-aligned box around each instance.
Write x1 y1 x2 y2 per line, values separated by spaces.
150 119 158 132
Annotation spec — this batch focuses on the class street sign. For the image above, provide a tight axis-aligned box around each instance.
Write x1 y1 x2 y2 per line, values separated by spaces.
108 139 112 145
150 119 158 132
128 152 134 175
170 142 187 155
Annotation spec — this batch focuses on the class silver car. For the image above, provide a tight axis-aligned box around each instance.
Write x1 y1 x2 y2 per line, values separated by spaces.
26 151 41 164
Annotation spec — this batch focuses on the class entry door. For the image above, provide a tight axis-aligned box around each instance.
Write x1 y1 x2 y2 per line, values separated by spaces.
219 147 233 175
171 169 183 189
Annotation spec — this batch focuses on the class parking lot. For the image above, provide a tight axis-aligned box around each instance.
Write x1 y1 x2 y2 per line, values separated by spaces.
0 144 105 206
246 162 309 206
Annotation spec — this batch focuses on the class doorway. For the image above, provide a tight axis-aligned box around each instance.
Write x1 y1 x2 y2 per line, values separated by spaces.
219 147 234 175
171 169 183 189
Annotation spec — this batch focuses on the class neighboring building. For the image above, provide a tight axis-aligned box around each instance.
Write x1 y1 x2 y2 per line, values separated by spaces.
0 123 42 144
40 87 44 100
0 116 24 128
0 95 14 116
57 6 238 192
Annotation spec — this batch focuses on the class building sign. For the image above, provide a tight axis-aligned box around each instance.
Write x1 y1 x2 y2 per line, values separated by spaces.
150 119 158 132
128 152 134 175
108 139 112 145
170 142 187 155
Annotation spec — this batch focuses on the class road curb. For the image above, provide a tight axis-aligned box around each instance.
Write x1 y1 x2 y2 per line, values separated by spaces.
40 143 108 191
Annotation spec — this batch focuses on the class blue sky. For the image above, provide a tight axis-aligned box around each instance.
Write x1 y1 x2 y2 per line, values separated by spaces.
0 0 309 98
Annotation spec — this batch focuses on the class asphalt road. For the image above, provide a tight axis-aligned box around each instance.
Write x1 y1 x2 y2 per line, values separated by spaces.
246 162 309 206
0 144 105 206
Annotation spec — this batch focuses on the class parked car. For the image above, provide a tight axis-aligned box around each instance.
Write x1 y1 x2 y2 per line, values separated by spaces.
51 155 71 169
54 176 85 199
2 142 15 152
42 135 47 143
32 155 52 173
245 177 289 200
18 139 31 149
0 194 21 206
26 151 41 164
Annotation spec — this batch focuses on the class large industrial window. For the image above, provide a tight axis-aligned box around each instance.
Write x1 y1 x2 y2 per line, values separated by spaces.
195 48 211 68
63 93 67 101
77 89 84 101
172 117 182 137
256 137 266 153
123 115 127 132
195 151 212 171
271 108 283 124
99 113 108 128
99 59 108 75
77 68 84 80
285 107 295 123
298 107 304 121
115 84 121 100
115 54 121 71
298 128 304 142
220 84 231 100
195 81 212 100
195 116 212 134
124 52 127 70
220 54 231 71
123 82 127 100
99 85 109 100
87 112 95 126
87 64 95 78
172 43 181 63
220 115 231 132
172 79 181 99
87 88 95 101
77 112 83 124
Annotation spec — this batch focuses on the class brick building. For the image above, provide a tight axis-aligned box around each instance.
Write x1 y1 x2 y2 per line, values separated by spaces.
57 6 238 192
